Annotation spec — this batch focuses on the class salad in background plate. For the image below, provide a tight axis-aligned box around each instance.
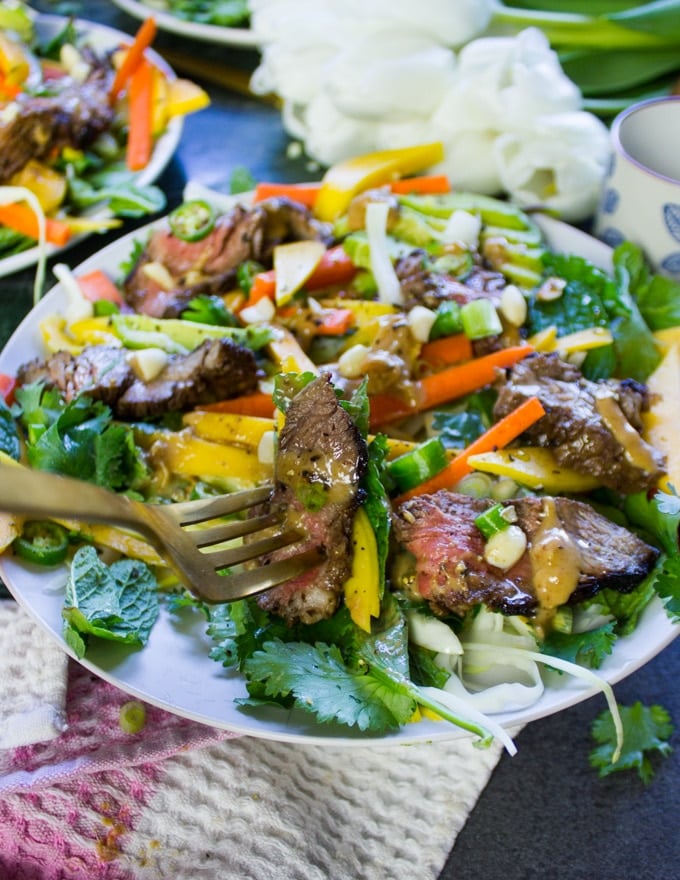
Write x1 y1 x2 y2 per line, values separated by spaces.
110 0 257 47
0 7 209 278
0 144 678 755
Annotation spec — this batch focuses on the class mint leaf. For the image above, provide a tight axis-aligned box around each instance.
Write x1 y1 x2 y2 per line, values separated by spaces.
63 545 159 652
542 622 617 669
590 701 674 783
241 639 415 731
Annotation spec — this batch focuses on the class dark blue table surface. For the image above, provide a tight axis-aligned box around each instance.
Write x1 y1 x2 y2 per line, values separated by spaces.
3 5 678 878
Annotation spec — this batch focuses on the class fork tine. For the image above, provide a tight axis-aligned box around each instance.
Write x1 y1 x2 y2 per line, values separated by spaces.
208 549 325 602
169 484 273 526
203 528 305 570
191 510 285 548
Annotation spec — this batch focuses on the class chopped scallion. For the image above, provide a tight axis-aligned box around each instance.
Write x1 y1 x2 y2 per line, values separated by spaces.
474 502 515 539
387 437 448 493
461 299 502 340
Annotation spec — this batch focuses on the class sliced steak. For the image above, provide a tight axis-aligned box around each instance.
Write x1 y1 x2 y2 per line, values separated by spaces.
0 62 114 182
115 338 258 420
493 352 665 493
16 338 258 420
392 490 659 620
124 198 334 317
396 250 507 311
17 346 134 407
256 374 368 625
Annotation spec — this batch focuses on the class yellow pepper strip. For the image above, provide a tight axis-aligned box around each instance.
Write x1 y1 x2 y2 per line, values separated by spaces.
165 77 211 118
314 142 445 222
319 298 397 350
0 32 30 85
642 342 680 493
40 316 84 355
467 446 600 494
343 508 381 632
62 217 123 235
183 411 275 447
527 325 558 352
68 316 121 348
150 429 270 486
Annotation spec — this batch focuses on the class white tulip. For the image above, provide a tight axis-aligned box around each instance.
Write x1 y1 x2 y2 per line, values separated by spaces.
494 111 612 221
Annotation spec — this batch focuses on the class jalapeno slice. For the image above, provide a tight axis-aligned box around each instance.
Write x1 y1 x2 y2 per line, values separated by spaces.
14 520 69 566
168 199 216 242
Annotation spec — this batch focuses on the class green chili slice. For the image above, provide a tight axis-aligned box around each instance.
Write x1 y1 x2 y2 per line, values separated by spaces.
13 520 69 566
168 199 216 242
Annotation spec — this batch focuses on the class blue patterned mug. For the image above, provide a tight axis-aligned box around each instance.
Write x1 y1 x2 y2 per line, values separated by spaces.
594 96 680 277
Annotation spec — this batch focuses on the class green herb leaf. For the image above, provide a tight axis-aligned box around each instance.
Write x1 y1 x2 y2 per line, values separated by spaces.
0 398 20 460
241 639 414 731
63 546 159 656
542 622 617 668
590 701 674 783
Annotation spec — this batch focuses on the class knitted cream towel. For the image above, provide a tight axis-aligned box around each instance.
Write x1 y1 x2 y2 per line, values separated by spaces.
0 600 68 749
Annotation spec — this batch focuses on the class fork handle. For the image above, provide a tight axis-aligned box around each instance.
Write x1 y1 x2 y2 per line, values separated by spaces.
0 464 151 539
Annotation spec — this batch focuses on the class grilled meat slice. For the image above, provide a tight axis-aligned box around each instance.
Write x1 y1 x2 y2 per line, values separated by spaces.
16 338 258 420
256 374 368 625
115 338 258 420
392 490 659 620
123 198 334 317
493 352 665 493
17 346 134 407
396 250 507 311
0 61 114 182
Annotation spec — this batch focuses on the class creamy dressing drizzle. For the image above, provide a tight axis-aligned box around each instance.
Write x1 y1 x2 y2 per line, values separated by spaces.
529 498 583 623
595 393 658 473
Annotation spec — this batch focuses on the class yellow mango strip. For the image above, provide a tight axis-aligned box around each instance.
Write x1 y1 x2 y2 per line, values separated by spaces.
0 32 30 85
150 429 269 486
553 327 613 355
527 325 558 352
267 328 318 374
314 142 445 221
165 77 211 118
653 326 680 352
183 411 274 447
54 519 165 567
274 240 326 306
467 446 600 494
642 342 680 493
343 508 381 632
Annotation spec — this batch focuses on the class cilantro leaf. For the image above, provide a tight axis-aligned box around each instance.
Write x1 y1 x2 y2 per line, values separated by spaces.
651 555 680 624
180 294 239 327
63 546 159 657
241 639 415 731
590 701 674 783
542 622 617 669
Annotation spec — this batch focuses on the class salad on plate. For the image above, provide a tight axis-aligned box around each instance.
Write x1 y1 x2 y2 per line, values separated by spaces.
110 0 256 47
0 5 209 277
0 142 678 755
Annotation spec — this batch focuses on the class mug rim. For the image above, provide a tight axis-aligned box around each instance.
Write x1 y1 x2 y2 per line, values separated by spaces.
611 95 680 185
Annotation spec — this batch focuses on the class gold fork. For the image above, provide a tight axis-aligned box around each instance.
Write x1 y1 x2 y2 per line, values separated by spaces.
0 464 322 603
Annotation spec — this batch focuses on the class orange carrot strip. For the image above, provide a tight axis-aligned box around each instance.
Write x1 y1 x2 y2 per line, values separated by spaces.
199 392 275 419
369 344 534 428
419 345 534 412
315 308 355 336
126 58 154 171
109 17 157 103
253 182 322 207
395 396 546 504
76 269 124 305
420 333 473 368
238 269 277 312
0 204 71 247
389 174 451 195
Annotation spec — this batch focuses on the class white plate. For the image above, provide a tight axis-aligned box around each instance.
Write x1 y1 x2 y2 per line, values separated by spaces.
111 0 258 47
0 14 183 278
0 208 677 746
